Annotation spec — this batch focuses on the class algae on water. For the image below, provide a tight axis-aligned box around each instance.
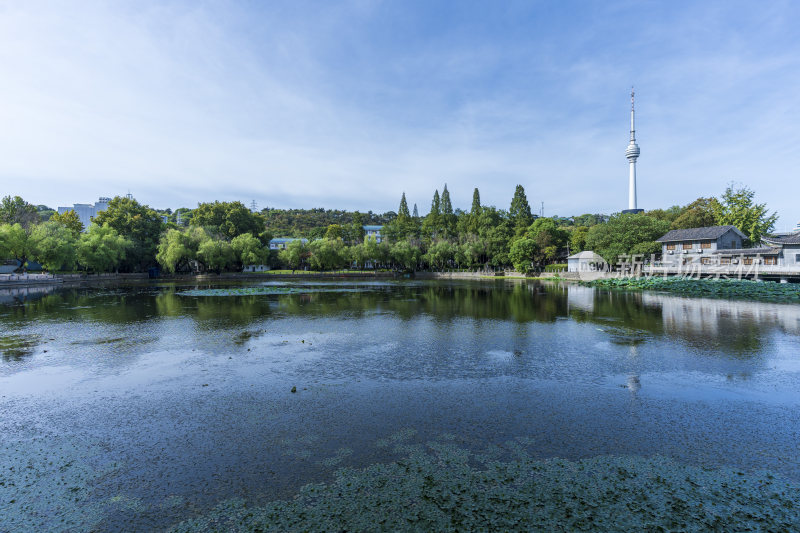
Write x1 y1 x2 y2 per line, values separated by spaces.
169 444 800 532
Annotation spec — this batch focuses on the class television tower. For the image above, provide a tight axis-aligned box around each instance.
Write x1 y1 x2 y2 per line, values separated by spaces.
623 88 642 214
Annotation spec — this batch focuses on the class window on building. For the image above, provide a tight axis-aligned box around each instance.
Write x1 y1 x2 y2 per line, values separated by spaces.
682 243 694 250
764 257 776 266
701 242 712 249
666 244 676 250
720 257 731 265
701 257 712 265
796 254 800 263
743 257 754 265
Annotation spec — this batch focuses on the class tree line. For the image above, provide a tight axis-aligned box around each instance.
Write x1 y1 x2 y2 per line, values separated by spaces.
0 183 777 274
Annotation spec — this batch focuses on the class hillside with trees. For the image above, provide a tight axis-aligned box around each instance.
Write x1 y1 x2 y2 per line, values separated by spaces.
0 184 779 274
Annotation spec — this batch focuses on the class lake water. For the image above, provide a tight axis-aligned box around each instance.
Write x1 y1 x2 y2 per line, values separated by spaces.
1 279 800 530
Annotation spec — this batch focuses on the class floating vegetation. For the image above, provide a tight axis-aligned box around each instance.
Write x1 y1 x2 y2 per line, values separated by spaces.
0 334 40 360
169 446 800 532
178 286 371 297
71 337 127 346
232 330 263 345
585 277 800 303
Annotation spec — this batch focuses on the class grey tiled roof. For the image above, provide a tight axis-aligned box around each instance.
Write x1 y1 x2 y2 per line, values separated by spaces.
712 247 780 255
656 225 745 243
763 233 800 245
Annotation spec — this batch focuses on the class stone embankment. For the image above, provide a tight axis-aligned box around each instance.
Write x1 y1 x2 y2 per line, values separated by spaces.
0 273 63 287
417 271 614 281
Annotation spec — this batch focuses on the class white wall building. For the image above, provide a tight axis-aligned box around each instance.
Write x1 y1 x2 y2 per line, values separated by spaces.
567 251 607 272
57 197 110 230
363 225 383 243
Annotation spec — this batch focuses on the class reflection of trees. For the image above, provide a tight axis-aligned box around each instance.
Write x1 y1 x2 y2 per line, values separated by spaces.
0 334 40 361
7 281 794 358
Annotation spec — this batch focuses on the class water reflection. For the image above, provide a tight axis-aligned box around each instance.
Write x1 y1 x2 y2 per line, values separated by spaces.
1 280 798 362
0 284 58 305
2 279 800 531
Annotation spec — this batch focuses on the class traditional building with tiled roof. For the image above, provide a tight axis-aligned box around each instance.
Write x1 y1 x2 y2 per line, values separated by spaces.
657 225 800 270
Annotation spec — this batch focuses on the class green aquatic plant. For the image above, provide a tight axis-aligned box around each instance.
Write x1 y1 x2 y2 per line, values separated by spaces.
178 286 374 297
169 446 800 532
584 276 800 303
0 334 41 360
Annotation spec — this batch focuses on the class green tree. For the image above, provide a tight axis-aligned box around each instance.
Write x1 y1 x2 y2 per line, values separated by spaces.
509 185 533 233
422 240 455 270
508 237 537 274
348 212 366 244
231 233 267 268
324 224 344 240
422 190 441 238
0 223 33 271
440 184 456 236
0 196 40 228
398 193 411 218
386 193 418 241
279 239 308 270
191 201 264 239
569 226 590 253
670 197 720 230
525 218 568 265
712 185 777 244
645 206 683 224
362 236 381 268
471 188 481 216
77 224 132 273
36 205 57 222
197 239 235 273
156 227 211 273
585 213 670 263
49 210 85 238
475 207 512 268
572 214 608 227
390 239 421 271
30 221 76 271
92 196 165 271
308 238 346 270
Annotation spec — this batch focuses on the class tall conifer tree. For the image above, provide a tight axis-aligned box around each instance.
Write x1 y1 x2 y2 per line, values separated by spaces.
509 184 533 231
471 188 481 216
430 190 441 216
398 193 411 218
441 185 453 216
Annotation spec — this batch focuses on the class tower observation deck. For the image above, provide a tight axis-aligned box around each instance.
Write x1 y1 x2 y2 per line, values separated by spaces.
622 88 643 214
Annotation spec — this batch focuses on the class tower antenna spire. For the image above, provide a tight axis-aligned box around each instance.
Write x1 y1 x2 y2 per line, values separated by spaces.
624 87 642 213
630 87 636 142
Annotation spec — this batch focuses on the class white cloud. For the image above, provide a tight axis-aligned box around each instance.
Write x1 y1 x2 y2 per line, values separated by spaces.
0 1 797 229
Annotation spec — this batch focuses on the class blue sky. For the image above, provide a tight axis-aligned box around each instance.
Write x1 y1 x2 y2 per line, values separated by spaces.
1 0 798 229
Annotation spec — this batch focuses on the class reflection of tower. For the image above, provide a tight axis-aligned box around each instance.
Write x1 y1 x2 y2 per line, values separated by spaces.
623 88 643 214
626 344 641 394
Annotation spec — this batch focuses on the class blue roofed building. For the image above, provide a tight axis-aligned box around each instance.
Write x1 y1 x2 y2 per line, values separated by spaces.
363 225 383 243
269 238 308 250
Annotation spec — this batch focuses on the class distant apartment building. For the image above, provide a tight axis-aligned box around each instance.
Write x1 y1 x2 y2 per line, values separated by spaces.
57 197 110 230
363 225 383 243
